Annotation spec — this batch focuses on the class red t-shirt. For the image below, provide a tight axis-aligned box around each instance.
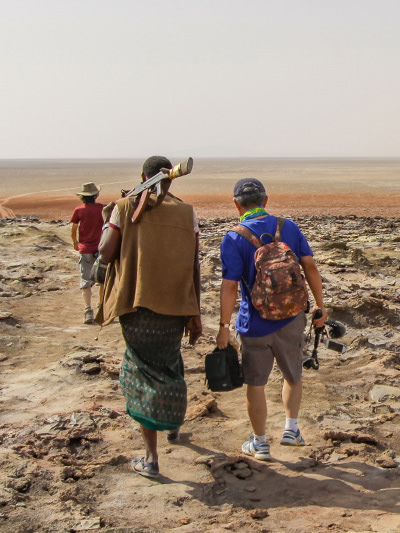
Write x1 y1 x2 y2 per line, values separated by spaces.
70 203 104 254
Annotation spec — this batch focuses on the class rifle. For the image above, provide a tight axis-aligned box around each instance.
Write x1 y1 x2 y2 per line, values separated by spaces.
123 157 194 223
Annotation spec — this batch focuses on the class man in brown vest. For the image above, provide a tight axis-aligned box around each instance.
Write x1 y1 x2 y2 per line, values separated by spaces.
98 156 202 479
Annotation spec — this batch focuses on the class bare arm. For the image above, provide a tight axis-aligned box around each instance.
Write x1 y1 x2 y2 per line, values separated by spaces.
300 255 327 327
216 278 238 349
71 223 79 251
185 233 202 345
193 233 201 312
99 227 121 264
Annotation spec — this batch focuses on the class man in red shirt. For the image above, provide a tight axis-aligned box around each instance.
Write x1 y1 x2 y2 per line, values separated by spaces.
70 182 104 324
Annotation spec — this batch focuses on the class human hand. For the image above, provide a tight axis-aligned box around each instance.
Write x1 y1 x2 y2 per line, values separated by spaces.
102 202 115 223
216 327 230 350
73 242 79 251
312 306 328 328
185 316 202 345
160 167 171 176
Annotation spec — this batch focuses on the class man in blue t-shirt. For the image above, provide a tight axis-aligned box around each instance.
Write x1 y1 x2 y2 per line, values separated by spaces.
217 178 327 461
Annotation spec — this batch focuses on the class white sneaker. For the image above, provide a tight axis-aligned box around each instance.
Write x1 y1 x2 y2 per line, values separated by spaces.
280 429 305 446
84 307 94 324
241 434 271 461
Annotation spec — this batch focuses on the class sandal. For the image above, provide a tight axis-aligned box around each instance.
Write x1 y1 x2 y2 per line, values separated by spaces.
166 429 180 443
131 457 159 478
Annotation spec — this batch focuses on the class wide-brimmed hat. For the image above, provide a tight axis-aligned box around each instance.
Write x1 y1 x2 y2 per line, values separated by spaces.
76 182 101 197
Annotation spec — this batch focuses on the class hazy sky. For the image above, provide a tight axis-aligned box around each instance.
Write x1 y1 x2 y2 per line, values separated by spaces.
1 0 399 158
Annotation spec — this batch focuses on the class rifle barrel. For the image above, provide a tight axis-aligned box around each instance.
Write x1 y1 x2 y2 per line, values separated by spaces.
125 157 193 199
126 170 165 198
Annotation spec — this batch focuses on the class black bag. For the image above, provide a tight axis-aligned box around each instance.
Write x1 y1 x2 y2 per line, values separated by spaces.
90 256 108 285
205 344 244 392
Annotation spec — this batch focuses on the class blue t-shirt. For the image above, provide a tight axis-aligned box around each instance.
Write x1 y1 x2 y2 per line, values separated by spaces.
220 215 313 337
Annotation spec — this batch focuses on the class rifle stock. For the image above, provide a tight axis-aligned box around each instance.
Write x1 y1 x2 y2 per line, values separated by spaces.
169 157 193 179
131 188 151 224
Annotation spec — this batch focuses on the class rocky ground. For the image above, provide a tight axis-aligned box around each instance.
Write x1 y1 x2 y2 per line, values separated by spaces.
0 215 399 532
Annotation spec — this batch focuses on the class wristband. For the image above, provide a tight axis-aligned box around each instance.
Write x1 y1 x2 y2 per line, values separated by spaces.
102 223 110 231
219 322 230 329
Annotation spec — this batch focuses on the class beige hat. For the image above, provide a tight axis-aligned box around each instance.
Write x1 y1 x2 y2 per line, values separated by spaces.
76 182 101 197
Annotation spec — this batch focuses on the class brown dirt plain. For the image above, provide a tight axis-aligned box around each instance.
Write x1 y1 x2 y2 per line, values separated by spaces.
0 194 400 532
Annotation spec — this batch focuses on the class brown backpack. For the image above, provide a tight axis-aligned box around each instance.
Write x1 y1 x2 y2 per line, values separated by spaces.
232 217 309 320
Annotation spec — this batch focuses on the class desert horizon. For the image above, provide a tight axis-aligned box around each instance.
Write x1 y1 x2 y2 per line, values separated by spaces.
2 191 400 221
1 157 399 220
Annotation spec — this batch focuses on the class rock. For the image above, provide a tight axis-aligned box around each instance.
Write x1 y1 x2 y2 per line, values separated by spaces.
225 460 253 479
376 450 397 468
324 430 378 445
82 353 102 364
7 477 31 493
250 508 269 519
185 397 218 420
81 363 101 375
103 454 129 466
98 406 121 419
0 488 14 506
75 517 101 530
99 362 120 376
195 453 226 467
194 455 214 466
69 412 96 430
369 385 400 402
61 466 83 481
233 467 252 479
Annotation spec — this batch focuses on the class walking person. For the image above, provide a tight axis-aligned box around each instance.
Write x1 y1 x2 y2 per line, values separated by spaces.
70 182 104 324
98 156 202 478
216 178 327 460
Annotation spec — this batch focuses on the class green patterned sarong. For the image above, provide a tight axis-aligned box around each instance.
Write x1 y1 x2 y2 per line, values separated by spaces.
119 308 186 431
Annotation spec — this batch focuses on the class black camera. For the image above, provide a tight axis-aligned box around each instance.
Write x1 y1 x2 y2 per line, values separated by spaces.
325 319 346 339
303 354 320 370
303 311 347 370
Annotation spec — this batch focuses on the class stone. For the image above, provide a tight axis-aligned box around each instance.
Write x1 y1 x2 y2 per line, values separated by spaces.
81 363 101 375
250 508 269 519
8 477 31 493
75 517 101 530
369 385 400 403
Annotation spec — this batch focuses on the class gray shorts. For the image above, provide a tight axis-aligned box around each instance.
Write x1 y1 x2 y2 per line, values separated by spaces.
79 253 96 289
240 313 307 386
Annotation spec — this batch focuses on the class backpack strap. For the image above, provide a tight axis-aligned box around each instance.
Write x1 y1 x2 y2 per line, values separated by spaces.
231 225 264 248
232 216 286 247
275 217 286 242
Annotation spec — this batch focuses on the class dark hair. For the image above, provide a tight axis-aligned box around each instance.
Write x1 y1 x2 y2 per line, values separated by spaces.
81 194 98 204
234 191 266 208
142 156 172 178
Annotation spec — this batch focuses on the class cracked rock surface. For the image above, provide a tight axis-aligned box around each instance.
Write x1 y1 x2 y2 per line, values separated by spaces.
0 216 399 532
